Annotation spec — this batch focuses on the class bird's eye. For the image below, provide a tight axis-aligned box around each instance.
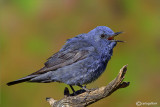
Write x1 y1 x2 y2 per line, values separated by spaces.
100 34 105 38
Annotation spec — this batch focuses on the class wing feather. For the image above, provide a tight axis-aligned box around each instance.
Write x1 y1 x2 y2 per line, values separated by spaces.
30 40 93 75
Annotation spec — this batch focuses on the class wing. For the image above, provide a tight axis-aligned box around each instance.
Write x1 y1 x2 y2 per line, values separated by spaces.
30 40 94 75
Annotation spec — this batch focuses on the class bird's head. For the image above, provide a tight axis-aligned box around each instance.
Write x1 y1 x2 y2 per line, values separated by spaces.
88 26 124 43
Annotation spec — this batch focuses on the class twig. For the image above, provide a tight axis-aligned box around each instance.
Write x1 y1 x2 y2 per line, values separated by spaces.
46 65 130 107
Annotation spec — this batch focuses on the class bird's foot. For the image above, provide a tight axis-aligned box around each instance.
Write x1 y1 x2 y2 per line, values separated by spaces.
69 85 85 96
78 85 97 92
70 89 86 96
78 85 98 102
69 85 98 97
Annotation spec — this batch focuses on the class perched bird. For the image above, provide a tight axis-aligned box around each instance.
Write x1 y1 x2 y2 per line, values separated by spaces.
7 26 123 92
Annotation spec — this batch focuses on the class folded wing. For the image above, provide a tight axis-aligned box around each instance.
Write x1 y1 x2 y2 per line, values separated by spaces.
30 40 93 75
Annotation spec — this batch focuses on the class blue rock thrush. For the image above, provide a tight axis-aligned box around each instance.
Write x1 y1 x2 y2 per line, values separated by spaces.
7 26 123 92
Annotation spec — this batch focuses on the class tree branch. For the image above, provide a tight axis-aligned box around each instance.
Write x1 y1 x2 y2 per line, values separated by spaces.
46 65 130 107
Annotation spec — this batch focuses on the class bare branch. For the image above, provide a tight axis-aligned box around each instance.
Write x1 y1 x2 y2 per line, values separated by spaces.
46 65 130 107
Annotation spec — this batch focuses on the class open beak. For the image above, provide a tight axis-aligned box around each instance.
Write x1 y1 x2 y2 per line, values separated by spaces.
114 31 123 36
107 31 125 42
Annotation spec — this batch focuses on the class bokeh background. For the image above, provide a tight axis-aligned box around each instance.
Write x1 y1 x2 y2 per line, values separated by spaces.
1 0 160 107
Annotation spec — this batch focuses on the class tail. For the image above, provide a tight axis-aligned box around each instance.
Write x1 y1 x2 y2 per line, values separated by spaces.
7 75 37 86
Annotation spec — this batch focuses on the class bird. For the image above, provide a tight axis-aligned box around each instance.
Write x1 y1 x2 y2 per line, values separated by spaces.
7 26 123 93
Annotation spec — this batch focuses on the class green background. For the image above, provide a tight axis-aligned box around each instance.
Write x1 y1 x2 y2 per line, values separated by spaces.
1 0 160 107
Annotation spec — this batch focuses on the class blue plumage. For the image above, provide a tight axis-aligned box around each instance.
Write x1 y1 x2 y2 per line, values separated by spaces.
7 26 123 91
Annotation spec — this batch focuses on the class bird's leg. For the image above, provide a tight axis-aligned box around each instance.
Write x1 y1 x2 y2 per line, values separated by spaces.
69 85 76 94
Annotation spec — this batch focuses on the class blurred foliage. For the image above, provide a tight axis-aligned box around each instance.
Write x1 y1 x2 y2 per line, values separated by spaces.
1 0 160 107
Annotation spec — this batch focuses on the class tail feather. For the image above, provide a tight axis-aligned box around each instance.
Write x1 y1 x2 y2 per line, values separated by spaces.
7 75 37 86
